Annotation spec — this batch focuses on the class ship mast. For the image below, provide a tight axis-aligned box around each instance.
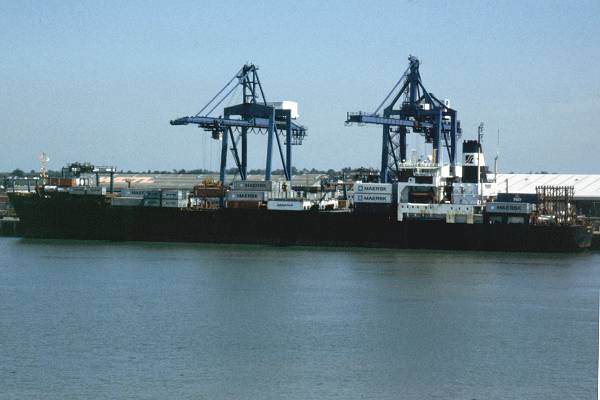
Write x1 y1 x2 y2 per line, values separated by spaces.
477 123 484 199
38 152 49 186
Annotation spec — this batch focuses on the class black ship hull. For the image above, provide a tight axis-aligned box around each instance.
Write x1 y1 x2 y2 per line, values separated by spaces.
8 192 592 252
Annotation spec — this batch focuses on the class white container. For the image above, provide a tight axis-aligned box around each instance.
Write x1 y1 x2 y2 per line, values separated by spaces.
161 199 187 208
267 200 309 211
355 183 393 195
231 180 274 192
270 190 298 200
226 191 267 202
354 193 393 204
162 189 186 200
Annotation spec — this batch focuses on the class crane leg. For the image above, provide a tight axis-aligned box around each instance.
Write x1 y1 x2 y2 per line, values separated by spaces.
400 126 407 163
241 127 248 179
265 107 275 180
219 128 229 184
286 111 292 183
380 124 389 183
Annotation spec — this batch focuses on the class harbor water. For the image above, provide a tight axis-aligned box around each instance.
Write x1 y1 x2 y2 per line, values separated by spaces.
0 238 598 399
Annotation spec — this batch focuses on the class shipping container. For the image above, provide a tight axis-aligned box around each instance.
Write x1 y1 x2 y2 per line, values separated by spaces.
119 188 146 198
226 200 262 209
111 197 143 207
143 199 161 207
267 200 310 211
161 199 187 208
354 193 393 204
162 189 186 200
231 180 277 192
143 190 162 200
355 183 393 195
226 191 267 202
496 193 538 204
485 202 531 214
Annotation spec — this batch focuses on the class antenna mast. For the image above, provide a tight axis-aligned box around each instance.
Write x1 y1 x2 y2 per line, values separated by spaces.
477 123 484 198
494 128 500 183
39 152 49 185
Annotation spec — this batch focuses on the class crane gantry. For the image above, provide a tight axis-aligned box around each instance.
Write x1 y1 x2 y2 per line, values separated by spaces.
171 64 307 184
346 55 461 183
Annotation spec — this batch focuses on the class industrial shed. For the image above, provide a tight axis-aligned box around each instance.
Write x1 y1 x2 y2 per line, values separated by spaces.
496 174 600 217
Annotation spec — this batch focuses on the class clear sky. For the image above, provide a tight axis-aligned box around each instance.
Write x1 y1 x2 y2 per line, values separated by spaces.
1 0 599 173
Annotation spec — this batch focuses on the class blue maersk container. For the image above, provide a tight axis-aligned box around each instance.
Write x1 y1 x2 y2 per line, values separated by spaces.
496 193 538 204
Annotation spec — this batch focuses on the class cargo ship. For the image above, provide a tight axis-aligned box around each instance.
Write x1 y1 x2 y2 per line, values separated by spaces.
7 196 592 252
6 57 593 251
7 140 592 252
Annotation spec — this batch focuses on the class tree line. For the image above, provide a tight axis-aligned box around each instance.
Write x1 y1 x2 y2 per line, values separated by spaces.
2 166 362 179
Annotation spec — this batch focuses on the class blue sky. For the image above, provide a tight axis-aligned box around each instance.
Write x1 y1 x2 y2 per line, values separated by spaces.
1 0 599 173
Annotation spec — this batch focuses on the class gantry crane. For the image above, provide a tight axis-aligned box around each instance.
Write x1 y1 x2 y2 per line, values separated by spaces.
346 55 461 183
170 64 307 184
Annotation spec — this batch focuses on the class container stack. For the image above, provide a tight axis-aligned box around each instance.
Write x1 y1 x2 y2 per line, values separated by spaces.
353 183 396 214
142 190 162 207
161 189 188 208
119 188 147 198
189 184 224 209
66 186 107 196
111 197 143 207
226 180 283 209
141 189 188 208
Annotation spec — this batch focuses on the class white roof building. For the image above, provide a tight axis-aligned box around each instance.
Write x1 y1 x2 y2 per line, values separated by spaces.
495 174 600 201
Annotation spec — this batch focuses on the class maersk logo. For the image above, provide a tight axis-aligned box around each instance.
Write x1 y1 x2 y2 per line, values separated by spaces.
357 185 388 192
357 194 388 201
366 195 387 201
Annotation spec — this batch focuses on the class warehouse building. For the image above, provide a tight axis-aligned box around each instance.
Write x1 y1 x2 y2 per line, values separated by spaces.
496 174 600 218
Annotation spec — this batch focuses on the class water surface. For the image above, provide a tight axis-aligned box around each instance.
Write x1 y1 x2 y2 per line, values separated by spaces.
1 238 598 399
